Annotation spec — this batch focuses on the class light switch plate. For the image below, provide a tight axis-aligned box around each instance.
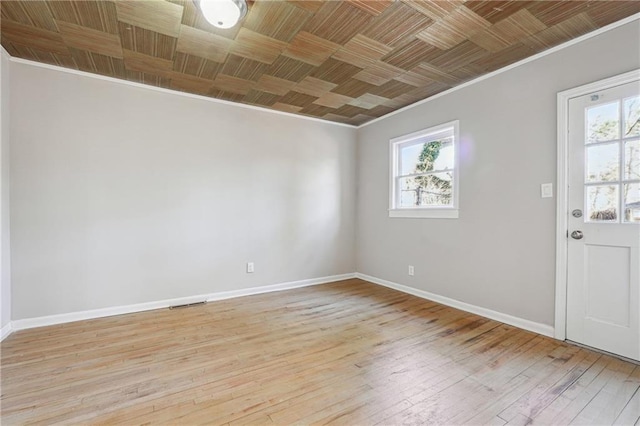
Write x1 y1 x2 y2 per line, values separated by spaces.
541 183 553 198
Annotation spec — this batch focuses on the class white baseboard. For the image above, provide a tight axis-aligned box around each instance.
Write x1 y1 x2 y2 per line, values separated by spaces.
1 322 12 341
204 273 355 302
4 272 555 340
10 273 356 332
356 273 555 338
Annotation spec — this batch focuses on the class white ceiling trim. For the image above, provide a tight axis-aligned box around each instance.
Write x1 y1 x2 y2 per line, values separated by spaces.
6 52 357 129
4 11 639 131
358 12 640 129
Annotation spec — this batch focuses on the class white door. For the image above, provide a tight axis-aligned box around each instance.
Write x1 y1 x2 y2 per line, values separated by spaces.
566 79 640 361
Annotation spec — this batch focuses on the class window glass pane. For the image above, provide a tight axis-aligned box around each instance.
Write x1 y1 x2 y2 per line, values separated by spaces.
624 183 640 223
398 173 453 207
417 172 453 206
624 96 640 137
586 185 619 222
625 140 640 180
400 143 424 175
586 143 619 182
587 101 619 143
400 138 453 175
398 177 419 207
433 141 454 171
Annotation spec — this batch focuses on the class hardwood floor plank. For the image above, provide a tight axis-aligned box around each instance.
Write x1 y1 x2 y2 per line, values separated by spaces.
599 366 640 424
505 413 534 425
323 397 414 425
612 385 640 425
497 348 598 421
530 354 610 424
446 339 562 424
570 360 638 424
1 279 637 425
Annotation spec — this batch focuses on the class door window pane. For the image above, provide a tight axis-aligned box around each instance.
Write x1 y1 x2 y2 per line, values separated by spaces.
587 101 620 143
587 185 619 222
624 183 640 223
586 143 619 182
625 140 640 180
624 96 640 137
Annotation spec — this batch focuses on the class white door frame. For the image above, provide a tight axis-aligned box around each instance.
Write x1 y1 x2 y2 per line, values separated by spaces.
554 69 640 341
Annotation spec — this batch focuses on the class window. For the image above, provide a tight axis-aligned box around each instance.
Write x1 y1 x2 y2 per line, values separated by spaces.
584 96 640 223
389 120 459 218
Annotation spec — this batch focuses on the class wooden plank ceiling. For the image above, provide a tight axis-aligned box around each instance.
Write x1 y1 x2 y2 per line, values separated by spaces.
2 1 639 126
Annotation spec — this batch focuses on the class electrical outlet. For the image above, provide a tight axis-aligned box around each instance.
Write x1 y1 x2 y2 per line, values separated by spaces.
408 265 414 276
247 262 254 273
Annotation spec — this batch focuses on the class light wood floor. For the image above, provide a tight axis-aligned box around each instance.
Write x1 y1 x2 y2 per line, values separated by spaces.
1 279 639 425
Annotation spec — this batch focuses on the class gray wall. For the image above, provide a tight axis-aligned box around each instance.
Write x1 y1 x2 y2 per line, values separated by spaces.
1 49 10 328
356 21 640 327
7 19 639 326
10 63 356 320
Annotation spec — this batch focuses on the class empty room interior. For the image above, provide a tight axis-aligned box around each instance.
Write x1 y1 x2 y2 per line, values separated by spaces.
1 0 640 424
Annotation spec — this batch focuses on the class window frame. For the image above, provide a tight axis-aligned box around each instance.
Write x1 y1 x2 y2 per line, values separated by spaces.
389 120 460 219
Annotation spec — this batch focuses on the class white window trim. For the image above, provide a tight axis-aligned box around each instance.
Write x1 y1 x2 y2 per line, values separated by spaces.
389 120 460 219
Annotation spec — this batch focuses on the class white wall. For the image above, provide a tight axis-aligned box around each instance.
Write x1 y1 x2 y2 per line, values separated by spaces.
356 21 640 327
10 63 356 320
1 49 11 329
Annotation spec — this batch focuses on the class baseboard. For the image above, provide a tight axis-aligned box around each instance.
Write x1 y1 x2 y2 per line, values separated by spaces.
6 272 555 339
203 273 356 302
356 273 555 338
10 273 356 332
1 322 12 341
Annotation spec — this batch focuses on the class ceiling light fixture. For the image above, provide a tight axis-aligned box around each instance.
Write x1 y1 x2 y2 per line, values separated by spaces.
198 0 247 29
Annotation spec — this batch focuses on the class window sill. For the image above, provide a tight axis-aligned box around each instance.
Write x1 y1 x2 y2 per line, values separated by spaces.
389 208 459 219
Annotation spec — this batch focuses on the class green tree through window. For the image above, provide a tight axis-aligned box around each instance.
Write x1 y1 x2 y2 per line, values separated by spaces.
404 140 452 206
390 120 459 218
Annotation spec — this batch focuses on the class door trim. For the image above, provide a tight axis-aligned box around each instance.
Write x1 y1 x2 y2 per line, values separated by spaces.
554 69 640 341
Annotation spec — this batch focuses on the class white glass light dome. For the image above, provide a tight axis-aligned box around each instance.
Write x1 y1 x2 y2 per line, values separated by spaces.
198 0 247 29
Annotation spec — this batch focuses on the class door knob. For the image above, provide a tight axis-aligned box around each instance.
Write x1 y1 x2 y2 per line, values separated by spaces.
571 230 584 240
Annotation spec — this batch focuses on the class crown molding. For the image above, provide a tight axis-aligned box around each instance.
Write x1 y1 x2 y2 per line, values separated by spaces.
7 55 356 129
358 13 640 129
3 14 638 132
